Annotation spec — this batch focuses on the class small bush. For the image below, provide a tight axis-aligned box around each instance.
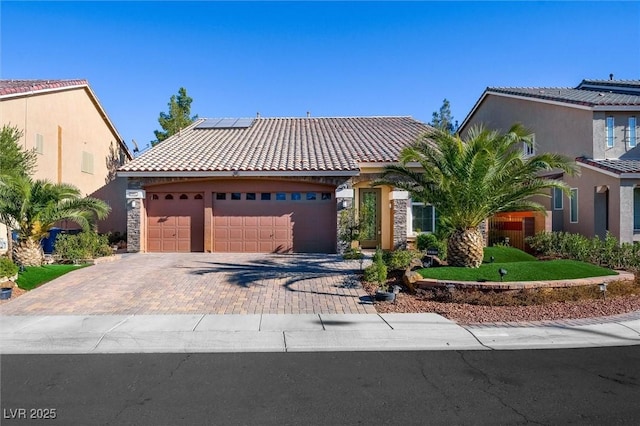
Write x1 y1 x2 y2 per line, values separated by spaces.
382 249 421 270
416 233 447 259
342 247 364 260
364 248 389 291
54 231 113 262
0 256 18 279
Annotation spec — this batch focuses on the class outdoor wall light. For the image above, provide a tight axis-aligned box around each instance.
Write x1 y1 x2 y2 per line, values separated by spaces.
599 282 608 300
498 268 508 281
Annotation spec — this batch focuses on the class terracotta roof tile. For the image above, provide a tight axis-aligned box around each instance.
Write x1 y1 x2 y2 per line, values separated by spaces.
120 116 432 174
0 79 89 97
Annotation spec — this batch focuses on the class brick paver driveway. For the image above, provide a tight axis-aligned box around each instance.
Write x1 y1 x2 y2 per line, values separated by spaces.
0 253 376 315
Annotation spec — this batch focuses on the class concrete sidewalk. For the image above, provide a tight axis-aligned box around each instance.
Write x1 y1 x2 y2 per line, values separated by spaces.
2 312 639 354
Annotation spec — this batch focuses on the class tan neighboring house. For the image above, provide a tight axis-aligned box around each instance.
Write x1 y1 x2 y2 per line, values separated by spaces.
0 79 132 252
460 79 640 246
118 116 434 253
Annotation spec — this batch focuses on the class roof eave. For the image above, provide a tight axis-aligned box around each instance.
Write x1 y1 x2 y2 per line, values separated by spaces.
117 170 360 178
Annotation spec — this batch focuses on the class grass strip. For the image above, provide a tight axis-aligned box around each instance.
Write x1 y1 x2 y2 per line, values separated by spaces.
419 259 616 282
16 264 88 290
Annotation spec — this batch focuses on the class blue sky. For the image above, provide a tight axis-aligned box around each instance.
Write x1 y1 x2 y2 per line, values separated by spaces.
2 1 639 153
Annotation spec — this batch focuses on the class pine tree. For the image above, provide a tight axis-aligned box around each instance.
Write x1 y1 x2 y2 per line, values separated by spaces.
152 87 198 146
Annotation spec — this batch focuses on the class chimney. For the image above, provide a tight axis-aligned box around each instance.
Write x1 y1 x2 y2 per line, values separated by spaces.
609 73 614 81
306 111 311 118
256 112 260 118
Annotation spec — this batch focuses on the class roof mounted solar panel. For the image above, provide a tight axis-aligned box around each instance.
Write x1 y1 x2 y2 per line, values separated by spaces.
195 118 255 129
232 118 255 128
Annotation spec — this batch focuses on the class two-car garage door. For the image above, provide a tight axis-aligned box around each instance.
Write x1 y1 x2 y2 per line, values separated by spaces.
146 190 336 253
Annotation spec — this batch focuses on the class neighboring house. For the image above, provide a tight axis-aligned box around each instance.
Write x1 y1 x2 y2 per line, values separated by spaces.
0 79 132 250
118 116 433 253
459 78 640 245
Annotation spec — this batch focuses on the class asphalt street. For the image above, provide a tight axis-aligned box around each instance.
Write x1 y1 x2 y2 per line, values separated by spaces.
2 347 640 425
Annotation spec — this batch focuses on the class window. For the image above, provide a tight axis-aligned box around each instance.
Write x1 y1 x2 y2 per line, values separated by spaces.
81 151 94 174
606 116 615 148
321 192 332 200
194 194 203 199
261 193 271 201
569 188 578 223
165 194 174 200
216 193 226 200
179 194 188 200
291 192 301 200
523 133 535 157
306 192 316 200
276 192 286 201
35 134 44 154
630 117 637 148
246 193 256 200
411 202 435 233
151 194 159 200
553 187 563 210
231 193 241 200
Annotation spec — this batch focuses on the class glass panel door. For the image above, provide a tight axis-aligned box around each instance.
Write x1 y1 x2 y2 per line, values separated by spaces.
359 188 381 249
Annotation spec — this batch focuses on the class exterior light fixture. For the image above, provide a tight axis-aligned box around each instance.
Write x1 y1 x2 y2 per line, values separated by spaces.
498 268 508 281
599 282 607 300
489 256 495 263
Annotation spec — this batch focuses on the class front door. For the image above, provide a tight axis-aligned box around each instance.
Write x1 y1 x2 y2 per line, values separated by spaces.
359 188 381 249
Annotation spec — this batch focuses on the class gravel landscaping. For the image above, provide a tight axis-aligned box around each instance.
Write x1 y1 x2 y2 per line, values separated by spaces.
364 275 640 324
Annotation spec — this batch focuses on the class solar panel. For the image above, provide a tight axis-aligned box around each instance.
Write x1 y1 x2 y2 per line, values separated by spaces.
195 118 256 129
233 118 255 128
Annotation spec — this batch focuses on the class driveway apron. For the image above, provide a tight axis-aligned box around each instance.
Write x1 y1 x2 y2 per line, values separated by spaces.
0 253 376 315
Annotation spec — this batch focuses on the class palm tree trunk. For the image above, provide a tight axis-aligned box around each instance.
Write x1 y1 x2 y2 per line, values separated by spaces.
447 228 484 268
13 237 44 267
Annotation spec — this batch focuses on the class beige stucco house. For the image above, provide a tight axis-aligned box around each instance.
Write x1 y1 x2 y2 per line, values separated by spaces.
118 116 434 253
0 79 132 251
460 78 640 245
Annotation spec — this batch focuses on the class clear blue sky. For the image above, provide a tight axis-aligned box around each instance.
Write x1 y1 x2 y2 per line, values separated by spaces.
2 1 639 153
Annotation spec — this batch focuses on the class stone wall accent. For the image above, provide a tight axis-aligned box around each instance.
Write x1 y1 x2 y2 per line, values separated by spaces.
393 198 408 249
126 179 144 252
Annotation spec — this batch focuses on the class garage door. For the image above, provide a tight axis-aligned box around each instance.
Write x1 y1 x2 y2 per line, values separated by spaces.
147 192 204 252
213 191 336 253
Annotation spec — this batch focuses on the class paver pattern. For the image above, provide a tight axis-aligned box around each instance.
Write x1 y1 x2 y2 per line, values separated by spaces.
0 253 376 315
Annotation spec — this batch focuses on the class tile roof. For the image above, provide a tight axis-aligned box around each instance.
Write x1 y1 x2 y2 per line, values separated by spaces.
0 79 89 97
119 116 432 174
577 157 640 174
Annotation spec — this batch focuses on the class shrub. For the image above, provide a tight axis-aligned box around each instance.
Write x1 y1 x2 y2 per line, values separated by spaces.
54 231 113 262
0 256 18 279
416 233 447 259
342 247 364 260
382 249 421 270
364 248 389 291
526 231 640 271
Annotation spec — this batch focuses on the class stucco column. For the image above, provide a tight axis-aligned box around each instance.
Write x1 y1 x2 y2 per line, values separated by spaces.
619 182 635 244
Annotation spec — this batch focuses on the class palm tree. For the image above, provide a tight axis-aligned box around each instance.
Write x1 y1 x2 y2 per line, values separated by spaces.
0 125 37 256
378 124 579 267
0 175 110 266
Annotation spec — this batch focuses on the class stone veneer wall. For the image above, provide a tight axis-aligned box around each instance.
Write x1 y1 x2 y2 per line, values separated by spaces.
392 198 408 249
126 179 144 252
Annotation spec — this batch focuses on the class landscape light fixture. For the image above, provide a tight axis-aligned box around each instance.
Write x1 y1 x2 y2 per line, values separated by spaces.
599 282 607 300
498 268 508 282
489 256 495 263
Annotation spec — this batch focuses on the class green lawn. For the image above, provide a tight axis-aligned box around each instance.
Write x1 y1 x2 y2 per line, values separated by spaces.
16 264 87 290
420 246 616 282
